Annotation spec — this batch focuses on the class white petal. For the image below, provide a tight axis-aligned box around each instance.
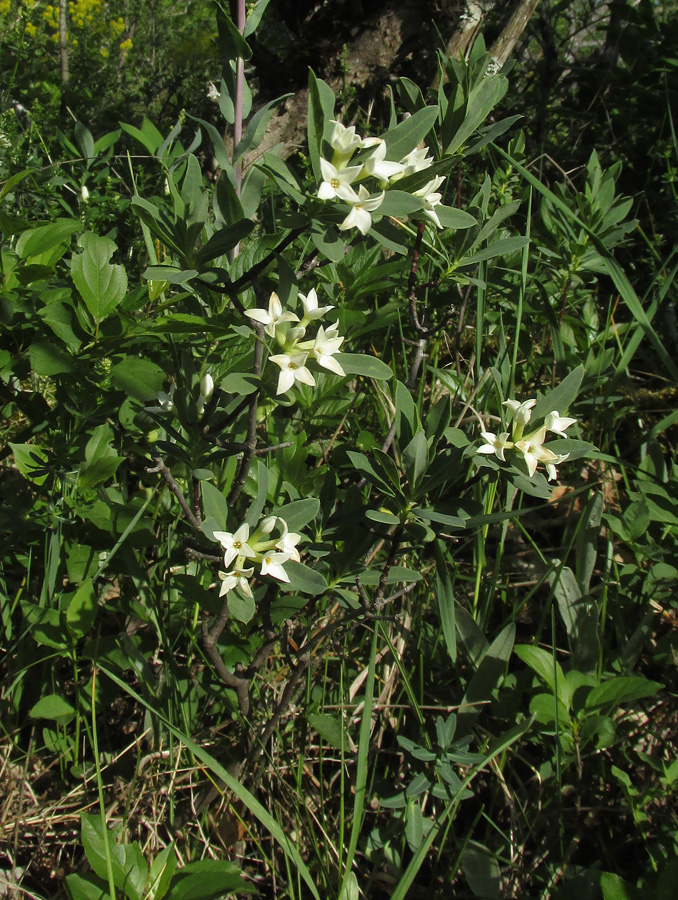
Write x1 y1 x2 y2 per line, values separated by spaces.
276 368 296 394
318 354 345 377
293 365 316 387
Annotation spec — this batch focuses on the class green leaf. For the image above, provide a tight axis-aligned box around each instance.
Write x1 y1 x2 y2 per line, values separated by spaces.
221 371 260 394
585 676 663 710
66 578 98 638
402 430 428 489
334 353 392 380
436 205 478 229
71 233 127 323
28 341 75 376
65 872 111 900
405 802 426 852
458 236 529 266
532 365 585 422
284 560 328 595
201 482 228 531
445 76 508 155
120 118 164 154
358 566 422 585
143 266 198 285
461 843 501 900
29 694 76 725
244 0 272 36
434 541 456 664
233 95 291 162
380 107 439 160
272 499 320 531
457 624 515 735
377 191 424 217
16 218 80 259
194 220 255 266
514 645 572 710
10 443 50 486
1 166 39 199
307 71 335 180
600 872 637 900
81 815 147 900
166 858 256 900
216 5 252 61
111 356 165 401
307 712 344 750
75 121 95 160
227 590 256 624
79 456 125 491
148 845 178 900
310 222 346 262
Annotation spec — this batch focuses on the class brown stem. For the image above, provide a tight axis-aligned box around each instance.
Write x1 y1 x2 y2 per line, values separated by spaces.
150 454 202 532
227 321 264 506
202 604 251 716
374 524 404 609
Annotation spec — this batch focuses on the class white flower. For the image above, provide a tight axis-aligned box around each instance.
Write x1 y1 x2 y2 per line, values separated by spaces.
338 185 385 235
514 427 569 481
207 81 221 103
268 352 316 395
545 410 577 436
200 373 214 401
298 287 334 324
81 185 89 202
157 390 174 413
477 431 512 461
503 398 537 432
399 147 434 177
275 520 302 562
213 523 257 569
260 551 292 583
244 292 299 338
413 175 445 228
329 120 365 159
362 141 405 182
304 324 345 376
318 158 362 201
196 372 215 418
218 566 254 598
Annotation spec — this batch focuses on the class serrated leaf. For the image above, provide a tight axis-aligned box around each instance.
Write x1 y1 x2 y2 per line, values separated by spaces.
71 233 127 323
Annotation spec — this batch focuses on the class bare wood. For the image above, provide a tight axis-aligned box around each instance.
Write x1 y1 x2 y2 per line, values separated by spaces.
490 0 541 67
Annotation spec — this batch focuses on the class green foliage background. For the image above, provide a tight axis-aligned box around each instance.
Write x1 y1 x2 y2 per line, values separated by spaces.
1 2 677 899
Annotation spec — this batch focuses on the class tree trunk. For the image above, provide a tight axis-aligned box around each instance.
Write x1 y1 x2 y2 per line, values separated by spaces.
490 0 541 67
241 0 542 170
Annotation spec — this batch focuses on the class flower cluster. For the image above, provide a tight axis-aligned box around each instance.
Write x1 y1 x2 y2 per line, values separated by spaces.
214 515 302 597
478 398 577 482
245 289 345 395
317 120 445 234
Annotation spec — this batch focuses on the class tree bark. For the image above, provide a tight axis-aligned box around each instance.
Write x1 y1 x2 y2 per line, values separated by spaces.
490 0 541 67
241 0 542 170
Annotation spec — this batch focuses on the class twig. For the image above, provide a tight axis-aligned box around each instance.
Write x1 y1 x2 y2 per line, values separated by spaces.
202 604 251 716
374 524 405 609
149 454 202 532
